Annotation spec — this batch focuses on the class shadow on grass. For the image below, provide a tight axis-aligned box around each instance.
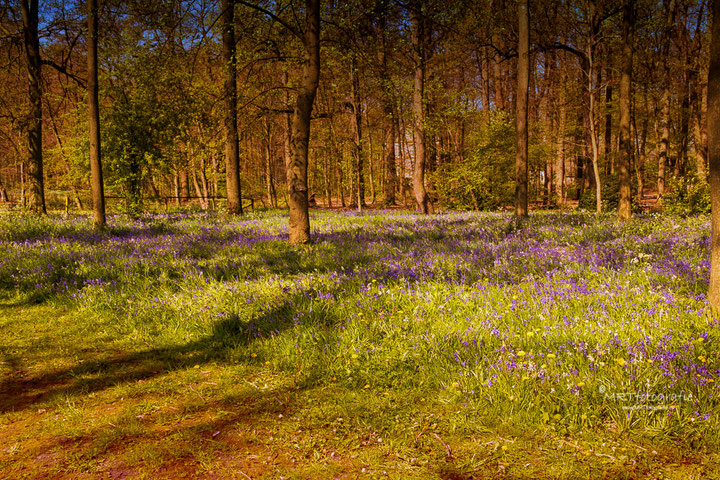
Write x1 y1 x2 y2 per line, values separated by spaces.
0 297 315 415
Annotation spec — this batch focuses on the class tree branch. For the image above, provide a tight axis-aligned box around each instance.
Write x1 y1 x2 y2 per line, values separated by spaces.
41 59 86 88
236 1 301 38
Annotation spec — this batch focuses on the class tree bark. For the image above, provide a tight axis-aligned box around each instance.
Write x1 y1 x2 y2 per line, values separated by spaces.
21 0 45 214
264 122 277 208
0 178 8 203
588 55 602 213
180 168 190 203
515 0 529 217
411 5 432 214
378 2 397 206
350 54 365 209
88 0 106 228
694 80 709 181
480 49 491 114
618 0 634 221
707 0 720 308
555 93 566 207
604 63 613 175
287 0 320 244
635 109 648 203
657 0 676 208
222 0 242 215
492 32 504 111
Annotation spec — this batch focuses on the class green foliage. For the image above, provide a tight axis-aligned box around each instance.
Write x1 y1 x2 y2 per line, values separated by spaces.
578 174 621 212
432 113 514 210
664 174 711 215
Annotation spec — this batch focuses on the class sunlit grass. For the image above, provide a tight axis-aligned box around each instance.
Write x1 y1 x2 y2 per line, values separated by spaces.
0 209 718 478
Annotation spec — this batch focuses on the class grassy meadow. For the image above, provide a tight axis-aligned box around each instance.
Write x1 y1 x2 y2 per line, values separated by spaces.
0 209 718 479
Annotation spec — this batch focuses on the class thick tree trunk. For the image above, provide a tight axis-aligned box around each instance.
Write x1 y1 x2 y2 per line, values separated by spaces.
222 0 242 215
618 0 634 221
88 0 106 228
287 0 320 244
515 0 529 217
411 6 432 214
707 0 720 308
180 169 190 203
21 0 45 214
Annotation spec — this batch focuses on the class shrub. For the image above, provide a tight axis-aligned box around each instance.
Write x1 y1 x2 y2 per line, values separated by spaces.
578 174 621 212
663 174 710 215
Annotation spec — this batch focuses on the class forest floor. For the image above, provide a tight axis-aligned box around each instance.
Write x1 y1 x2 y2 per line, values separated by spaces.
0 209 718 479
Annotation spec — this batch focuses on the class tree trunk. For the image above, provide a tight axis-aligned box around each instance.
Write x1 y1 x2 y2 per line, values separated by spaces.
604 63 613 175
174 171 180 206
191 167 208 210
618 0 634 221
543 52 555 204
588 54 602 213
658 87 670 207
580 56 595 193
657 0 676 208
350 54 365 210
200 157 211 206
88 0 106 228
634 87 649 202
492 32 504 111
223 0 242 215
514 0 529 217
411 6 432 214
21 0 45 214
378 4 397 206
694 80 709 181
180 168 189 203
707 0 720 308
0 178 8 203
264 119 277 208
481 49 491 114
555 93 566 207
323 146 331 208
679 77 691 178
367 117 376 205
287 0 320 244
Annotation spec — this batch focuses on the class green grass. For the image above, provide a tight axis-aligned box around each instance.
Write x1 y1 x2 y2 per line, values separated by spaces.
0 209 718 478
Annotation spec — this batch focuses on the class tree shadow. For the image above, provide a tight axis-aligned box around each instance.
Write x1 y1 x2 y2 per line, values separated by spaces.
0 296 312 415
